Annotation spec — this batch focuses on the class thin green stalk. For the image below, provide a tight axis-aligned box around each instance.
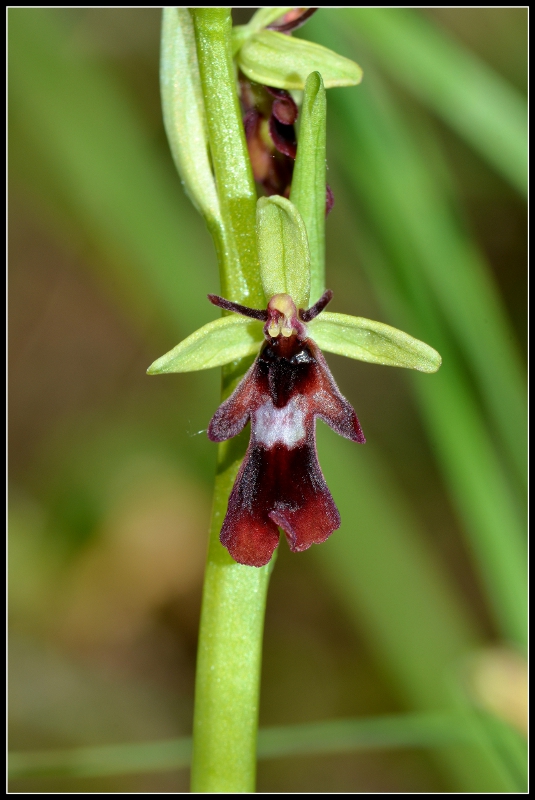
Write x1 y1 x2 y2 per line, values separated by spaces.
192 411 275 793
189 9 270 793
191 8 264 307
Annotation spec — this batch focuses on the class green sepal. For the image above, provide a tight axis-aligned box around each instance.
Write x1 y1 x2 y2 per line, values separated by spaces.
160 9 221 224
309 312 442 372
290 71 327 305
237 30 363 90
147 316 263 374
232 7 294 55
257 196 310 308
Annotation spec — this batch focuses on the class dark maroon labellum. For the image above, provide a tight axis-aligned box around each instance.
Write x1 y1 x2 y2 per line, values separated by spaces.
207 293 365 567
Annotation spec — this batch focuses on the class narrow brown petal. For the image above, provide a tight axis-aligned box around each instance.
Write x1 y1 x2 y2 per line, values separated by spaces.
266 87 299 125
325 184 335 217
208 293 268 321
243 108 273 182
267 7 318 33
208 361 261 442
300 289 333 322
269 115 297 159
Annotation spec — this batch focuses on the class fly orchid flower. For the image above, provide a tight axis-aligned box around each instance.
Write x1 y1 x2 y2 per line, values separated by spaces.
148 196 441 567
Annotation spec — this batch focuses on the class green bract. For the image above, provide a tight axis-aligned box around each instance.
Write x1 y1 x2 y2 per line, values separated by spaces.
237 30 363 91
257 196 310 310
160 9 220 223
309 312 442 373
290 71 327 305
147 315 263 374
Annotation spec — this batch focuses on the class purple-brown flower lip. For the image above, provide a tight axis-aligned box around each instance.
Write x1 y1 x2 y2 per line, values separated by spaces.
207 291 364 567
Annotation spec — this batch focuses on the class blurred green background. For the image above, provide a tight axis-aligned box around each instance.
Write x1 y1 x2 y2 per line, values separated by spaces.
9 8 526 793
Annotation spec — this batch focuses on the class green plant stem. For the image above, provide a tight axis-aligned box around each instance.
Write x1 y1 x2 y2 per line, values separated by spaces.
191 365 275 794
191 8 264 307
189 9 271 793
191 397 275 793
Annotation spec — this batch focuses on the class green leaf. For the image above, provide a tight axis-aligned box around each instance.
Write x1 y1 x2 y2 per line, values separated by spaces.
309 312 442 372
257 196 310 308
237 30 363 90
160 9 221 224
147 316 263 374
290 71 327 305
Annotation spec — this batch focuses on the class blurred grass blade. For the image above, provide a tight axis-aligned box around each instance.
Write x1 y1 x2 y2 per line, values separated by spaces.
290 71 327 304
331 9 527 195
9 8 216 340
307 15 527 492
9 738 192 780
318 60 527 644
315 433 521 791
413 339 527 645
8 711 477 780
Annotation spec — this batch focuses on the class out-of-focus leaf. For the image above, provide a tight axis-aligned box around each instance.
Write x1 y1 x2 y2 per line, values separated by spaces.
307 21 527 640
315 432 518 791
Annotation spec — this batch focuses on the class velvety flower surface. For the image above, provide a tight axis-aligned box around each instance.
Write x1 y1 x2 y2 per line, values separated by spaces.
208 292 364 567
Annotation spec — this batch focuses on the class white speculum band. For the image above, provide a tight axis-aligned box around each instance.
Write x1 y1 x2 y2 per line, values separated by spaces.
253 397 306 449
